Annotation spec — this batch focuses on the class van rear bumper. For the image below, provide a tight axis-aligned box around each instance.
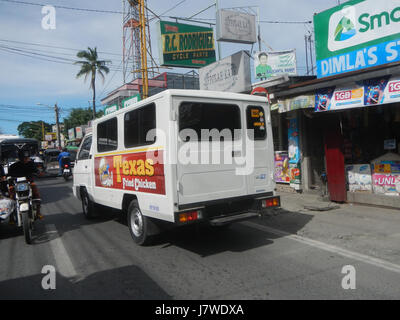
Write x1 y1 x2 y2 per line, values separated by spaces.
175 194 280 226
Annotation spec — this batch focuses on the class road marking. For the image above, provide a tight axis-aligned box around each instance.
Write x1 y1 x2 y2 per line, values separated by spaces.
45 224 78 280
243 221 400 274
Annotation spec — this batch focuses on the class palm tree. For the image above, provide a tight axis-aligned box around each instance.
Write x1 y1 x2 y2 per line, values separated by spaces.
75 47 110 119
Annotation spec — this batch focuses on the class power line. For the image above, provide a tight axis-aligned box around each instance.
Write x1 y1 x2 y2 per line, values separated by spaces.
0 45 123 72
0 0 124 14
0 0 161 21
158 0 187 17
169 16 312 24
0 38 122 57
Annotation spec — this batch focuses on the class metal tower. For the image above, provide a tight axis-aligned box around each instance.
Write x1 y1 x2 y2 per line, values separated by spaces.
122 0 157 98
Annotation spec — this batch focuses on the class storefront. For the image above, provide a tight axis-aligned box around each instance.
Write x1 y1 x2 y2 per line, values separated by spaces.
265 61 400 208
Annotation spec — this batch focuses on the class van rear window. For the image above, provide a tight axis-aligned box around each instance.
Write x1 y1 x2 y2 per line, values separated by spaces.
97 118 118 152
246 106 267 140
179 102 241 141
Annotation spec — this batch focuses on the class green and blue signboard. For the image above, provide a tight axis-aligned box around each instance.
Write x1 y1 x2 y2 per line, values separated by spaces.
122 94 141 109
314 0 400 78
104 104 118 115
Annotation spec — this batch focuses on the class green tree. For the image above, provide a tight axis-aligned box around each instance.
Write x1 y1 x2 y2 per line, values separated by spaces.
17 121 52 141
63 107 103 136
75 47 110 119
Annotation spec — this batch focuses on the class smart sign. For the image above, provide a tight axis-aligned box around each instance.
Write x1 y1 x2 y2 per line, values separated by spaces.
314 0 400 78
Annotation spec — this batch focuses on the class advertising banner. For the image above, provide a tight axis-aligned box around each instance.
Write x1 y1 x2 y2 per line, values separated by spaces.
372 173 400 195
314 0 400 78
277 95 314 113
157 21 216 68
254 50 297 80
94 150 165 195
345 164 372 192
289 163 301 189
199 50 251 93
216 9 257 44
288 118 300 164
274 151 290 184
315 75 400 112
315 85 363 111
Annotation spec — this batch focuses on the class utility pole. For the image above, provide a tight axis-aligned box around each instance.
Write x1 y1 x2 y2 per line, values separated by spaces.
305 35 309 75
309 33 314 75
215 0 222 60
55 103 61 149
257 7 261 52
37 102 62 149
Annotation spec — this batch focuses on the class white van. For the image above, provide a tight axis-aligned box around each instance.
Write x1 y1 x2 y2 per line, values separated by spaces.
73 89 280 245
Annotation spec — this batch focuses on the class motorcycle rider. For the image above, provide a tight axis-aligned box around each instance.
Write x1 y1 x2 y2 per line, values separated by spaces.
8 149 43 220
57 147 71 177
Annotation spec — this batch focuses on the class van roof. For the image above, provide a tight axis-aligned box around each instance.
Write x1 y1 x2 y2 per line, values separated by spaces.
98 89 269 123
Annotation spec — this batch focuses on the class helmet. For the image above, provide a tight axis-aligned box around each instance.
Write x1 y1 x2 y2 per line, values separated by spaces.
17 149 30 161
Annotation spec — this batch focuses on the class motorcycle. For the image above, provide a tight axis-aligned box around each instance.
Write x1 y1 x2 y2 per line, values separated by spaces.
8 176 39 244
61 156 72 181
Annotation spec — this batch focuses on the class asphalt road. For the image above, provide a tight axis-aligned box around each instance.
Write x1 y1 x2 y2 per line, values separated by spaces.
0 177 399 300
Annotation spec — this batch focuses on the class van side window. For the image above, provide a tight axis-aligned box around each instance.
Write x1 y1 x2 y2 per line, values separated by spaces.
179 102 241 141
97 118 118 152
246 106 267 140
124 103 156 148
78 135 92 160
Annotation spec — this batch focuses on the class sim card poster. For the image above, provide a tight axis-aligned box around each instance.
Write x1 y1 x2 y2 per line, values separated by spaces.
314 75 400 112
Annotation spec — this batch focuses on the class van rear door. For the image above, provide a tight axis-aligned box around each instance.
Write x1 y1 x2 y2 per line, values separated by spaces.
175 98 248 205
244 105 275 195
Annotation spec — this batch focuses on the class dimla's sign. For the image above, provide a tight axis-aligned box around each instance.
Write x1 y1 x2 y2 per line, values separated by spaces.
157 20 216 68
314 0 400 78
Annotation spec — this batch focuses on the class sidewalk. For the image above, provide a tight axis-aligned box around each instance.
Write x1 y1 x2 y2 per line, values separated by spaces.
256 191 400 265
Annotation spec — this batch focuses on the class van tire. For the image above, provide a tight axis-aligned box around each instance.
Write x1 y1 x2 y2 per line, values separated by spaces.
81 189 95 219
127 200 153 246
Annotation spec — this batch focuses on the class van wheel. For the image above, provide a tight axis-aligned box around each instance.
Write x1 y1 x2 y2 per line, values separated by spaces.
81 189 95 219
127 200 152 246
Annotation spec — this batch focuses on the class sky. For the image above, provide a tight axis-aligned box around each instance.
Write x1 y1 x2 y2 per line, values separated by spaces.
0 0 342 135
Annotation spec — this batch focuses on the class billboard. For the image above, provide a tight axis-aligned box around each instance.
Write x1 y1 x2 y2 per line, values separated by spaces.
157 20 216 68
314 0 400 78
254 50 297 80
199 50 251 93
68 128 75 140
216 9 257 44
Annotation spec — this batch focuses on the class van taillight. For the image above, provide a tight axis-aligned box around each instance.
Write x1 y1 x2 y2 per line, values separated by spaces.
262 197 280 208
179 210 202 223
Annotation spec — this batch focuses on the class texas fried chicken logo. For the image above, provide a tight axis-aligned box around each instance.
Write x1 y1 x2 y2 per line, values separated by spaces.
95 151 165 195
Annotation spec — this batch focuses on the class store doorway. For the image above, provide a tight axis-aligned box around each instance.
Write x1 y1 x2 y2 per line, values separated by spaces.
324 115 347 202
